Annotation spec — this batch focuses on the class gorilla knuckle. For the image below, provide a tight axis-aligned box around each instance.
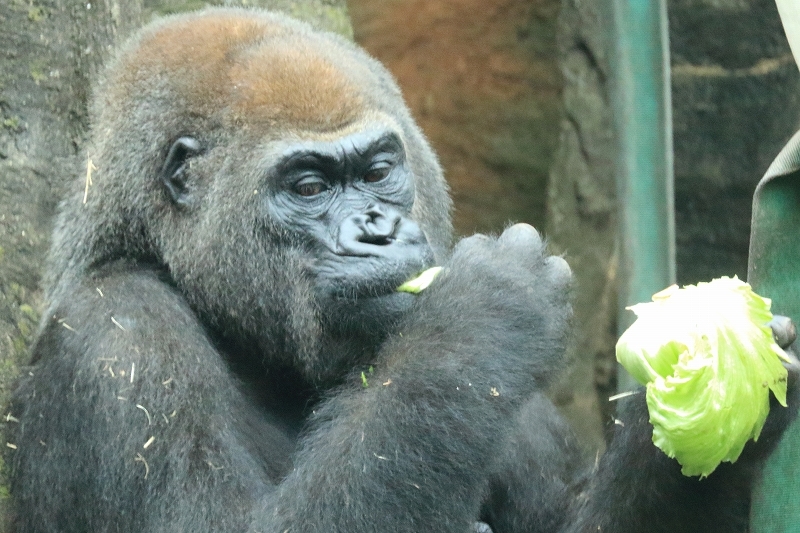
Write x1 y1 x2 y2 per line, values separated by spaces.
454 233 493 250
543 255 572 290
498 223 543 250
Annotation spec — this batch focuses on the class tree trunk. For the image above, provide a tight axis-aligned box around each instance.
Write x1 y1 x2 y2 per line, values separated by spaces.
0 0 349 528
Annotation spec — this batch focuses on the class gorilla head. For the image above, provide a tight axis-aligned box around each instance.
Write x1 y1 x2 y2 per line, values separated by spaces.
52 10 452 384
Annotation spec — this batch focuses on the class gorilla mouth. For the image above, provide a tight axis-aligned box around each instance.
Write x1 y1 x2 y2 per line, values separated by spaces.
321 285 418 336
320 251 434 299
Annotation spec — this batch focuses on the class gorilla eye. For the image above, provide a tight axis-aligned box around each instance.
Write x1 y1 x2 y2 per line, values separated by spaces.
364 164 392 183
294 176 328 197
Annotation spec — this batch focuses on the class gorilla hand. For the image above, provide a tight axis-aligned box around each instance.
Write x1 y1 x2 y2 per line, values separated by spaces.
447 223 572 328
393 223 573 399
451 224 571 367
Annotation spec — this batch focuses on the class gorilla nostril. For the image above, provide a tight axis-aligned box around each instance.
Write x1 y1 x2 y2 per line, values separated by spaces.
359 218 398 245
365 204 384 220
358 210 400 246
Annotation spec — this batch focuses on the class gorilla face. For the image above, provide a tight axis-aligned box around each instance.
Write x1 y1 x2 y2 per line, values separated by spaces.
266 125 435 304
269 125 436 336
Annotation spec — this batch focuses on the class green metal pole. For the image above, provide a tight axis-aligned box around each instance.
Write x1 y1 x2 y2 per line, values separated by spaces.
609 0 676 391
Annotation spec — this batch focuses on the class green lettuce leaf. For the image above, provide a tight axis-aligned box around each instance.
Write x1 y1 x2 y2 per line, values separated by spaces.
616 276 789 477
397 267 443 294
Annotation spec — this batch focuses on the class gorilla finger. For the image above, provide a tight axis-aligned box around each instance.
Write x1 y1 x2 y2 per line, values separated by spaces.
452 233 493 256
498 223 543 250
769 315 797 349
543 255 572 290
473 522 494 533
782 346 800 390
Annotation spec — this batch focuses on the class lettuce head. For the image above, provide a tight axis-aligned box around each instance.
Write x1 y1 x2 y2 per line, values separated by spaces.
615 276 790 477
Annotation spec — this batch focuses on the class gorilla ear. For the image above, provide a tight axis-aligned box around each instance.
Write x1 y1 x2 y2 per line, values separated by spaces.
161 136 202 207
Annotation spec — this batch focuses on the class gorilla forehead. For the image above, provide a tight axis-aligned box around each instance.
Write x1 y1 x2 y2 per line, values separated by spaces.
113 9 379 131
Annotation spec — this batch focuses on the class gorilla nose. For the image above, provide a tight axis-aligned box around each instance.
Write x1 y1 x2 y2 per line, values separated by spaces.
358 205 398 245
336 205 422 256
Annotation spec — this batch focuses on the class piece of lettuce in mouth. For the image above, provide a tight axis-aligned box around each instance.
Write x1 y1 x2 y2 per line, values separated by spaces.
615 276 790 477
397 267 443 294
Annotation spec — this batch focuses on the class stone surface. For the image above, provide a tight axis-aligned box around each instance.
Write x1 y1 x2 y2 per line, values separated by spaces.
545 0 616 452
347 0 562 235
670 0 800 285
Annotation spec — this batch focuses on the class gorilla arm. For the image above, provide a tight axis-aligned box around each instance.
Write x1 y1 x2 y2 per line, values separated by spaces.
256 224 573 532
11 268 284 532
12 227 571 533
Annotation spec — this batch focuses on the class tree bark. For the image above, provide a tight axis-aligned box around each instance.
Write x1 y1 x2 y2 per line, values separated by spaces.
0 0 349 528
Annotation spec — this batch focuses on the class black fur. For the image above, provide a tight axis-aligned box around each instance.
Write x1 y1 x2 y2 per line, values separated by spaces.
7 8 795 533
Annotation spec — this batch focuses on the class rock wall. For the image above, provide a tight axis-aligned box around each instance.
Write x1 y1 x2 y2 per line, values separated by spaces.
670 0 800 285
347 0 563 235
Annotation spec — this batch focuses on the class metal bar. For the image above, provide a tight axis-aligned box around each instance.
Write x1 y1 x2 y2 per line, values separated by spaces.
609 0 676 391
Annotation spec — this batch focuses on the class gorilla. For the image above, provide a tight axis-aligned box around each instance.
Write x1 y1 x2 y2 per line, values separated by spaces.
7 8 797 533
